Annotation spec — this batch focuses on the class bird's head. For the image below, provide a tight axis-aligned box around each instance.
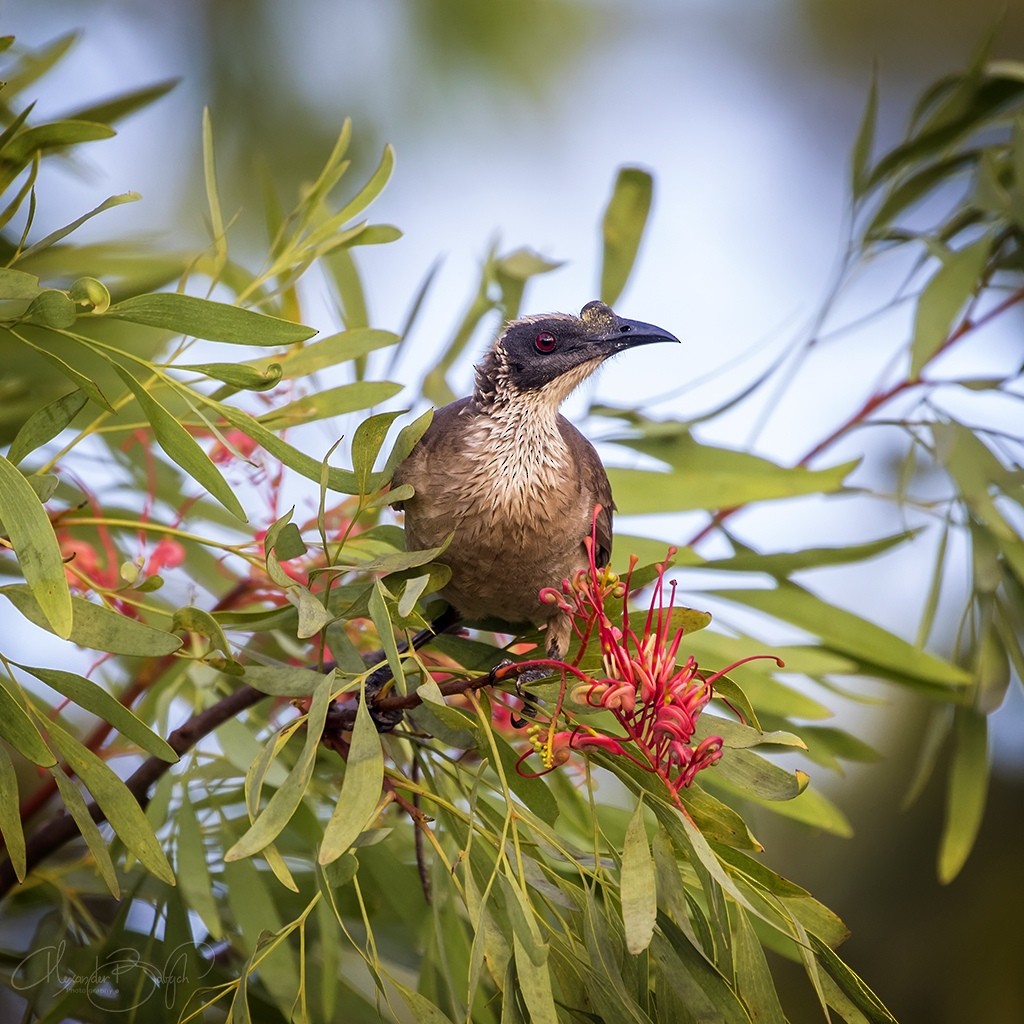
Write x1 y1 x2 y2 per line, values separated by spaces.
474 300 680 409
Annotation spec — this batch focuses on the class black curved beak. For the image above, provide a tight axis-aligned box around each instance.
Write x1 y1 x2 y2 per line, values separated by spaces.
595 313 681 354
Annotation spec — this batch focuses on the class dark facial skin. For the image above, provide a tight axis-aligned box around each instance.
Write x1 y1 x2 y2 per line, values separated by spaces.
498 301 680 392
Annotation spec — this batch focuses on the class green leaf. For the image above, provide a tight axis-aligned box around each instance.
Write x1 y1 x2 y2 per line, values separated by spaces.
175 361 283 391
21 193 140 259
226 674 333 860
172 605 232 658
600 167 653 306
319 685 385 863
175 790 221 938
15 663 177 762
809 935 898 1023
50 763 120 897
0 266 41 299
0 675 56 767
259 380 402 428
0 585 183 655
938 707 989 883
23 288 76 328
7 330 114 410
104 292 316 345
851 67 879 197
699 530 918 576
112 364 247 521
709 748 808 802
252 328 398 379
607 438 856 512
0 453 73 638
0 746 26 882
352 411 404 496
911 235 991 375
739 783 854 837
62 78 179 126
621 799 657 954
2 119 115 165
512 932 558 1024
46 716 175 885
368 580 405 692
244 664 326 697
711 582 972 692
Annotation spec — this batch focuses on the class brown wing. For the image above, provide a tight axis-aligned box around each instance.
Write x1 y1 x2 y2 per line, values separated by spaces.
557 415 614 568
391 397 475 510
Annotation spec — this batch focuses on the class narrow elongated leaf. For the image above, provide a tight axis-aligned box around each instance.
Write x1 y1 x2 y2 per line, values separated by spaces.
46 717 175 885
938 707 989 883
712 582 971 690
244 664 327 697
15 663 177 761
512 932 558 1024
7 390 88 466
8 329 114 410
250 328 398 381
601 167 653 306
50 763 120 897
21 192 140 258
63 78 179 126
174 361 282 391
2 120 115 165
368 580 405 691
0 585 182 655
319 687 385 863
699 531 918 575
607 447 855 512
258 380 401 428
0 453 73 637
911 235 991 375
711 749 808 801
809 935 898 1023
0 676 56 766
112 364 246 521
851 68 879 197
622 800 657 954
105 292 316 345
0 746 26 882
225 674 333 860
176 790 221 938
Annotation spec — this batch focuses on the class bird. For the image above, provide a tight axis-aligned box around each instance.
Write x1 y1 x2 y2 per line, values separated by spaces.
392 299 679 660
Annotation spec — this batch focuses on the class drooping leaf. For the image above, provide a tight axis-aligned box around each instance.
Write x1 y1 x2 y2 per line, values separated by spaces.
600 167 653 306
911 235 991 375
258 380 402 428
15 663 177 761
0 585 182 655
711 582 972 692
46 717 176 885
104 292 316 345
0 453 73 638
319 685 385 864
112 364 247 521
0 747 26 882
226 674 333 860
938 707 989 883
50 763 120 897
621 799 657 954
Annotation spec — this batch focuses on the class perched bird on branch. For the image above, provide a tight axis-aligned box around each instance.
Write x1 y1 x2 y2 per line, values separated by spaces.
393 300 679 658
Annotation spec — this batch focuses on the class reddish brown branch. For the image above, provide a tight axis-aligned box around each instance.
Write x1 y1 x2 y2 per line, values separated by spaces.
686 287 1024 550
0 663 518 901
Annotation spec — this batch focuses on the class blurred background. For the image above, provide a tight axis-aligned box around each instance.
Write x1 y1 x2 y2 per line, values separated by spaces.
5 0 1024 1018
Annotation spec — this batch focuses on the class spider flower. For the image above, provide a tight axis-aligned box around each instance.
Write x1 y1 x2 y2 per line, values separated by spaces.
525 519 776 799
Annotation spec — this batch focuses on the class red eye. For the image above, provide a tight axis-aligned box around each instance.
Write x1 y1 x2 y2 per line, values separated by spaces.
535 331 557 353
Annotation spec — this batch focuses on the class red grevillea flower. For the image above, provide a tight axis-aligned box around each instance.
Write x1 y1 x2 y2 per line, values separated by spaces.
515 511 779 801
